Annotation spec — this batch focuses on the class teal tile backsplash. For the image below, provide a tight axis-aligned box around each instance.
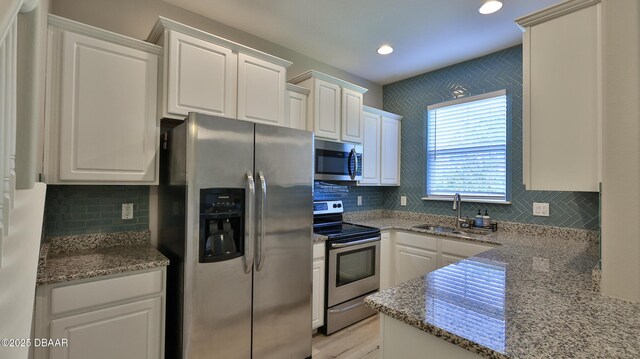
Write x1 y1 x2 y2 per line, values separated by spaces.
44 185 149 236
331 45 598 230
381 45 599 230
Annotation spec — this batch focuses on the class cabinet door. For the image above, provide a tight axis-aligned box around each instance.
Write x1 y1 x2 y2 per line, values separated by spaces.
395 244 437 284
523 4 600 191
313 79 340 140
440 253 465 269
380 117 401 185
166 30 237 118
341 88 363 143
439 238 493 269
286 90 307 130
237 53 286 126
49 297 162 359
58 31 158 182
312 258 325 329
359 112 381 185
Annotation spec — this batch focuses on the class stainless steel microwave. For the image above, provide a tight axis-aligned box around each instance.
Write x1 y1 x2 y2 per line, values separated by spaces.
314 140 362 181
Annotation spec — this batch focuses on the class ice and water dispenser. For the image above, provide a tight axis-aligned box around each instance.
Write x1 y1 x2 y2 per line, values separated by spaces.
199 188 244 262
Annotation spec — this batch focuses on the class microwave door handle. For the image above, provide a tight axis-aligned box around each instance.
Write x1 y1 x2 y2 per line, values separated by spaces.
244 172 255 273
353 149 359 179
256 171 267 271
348 148 355 179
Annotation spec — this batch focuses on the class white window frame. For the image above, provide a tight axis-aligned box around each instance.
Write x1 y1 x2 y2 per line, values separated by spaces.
422 90 510 204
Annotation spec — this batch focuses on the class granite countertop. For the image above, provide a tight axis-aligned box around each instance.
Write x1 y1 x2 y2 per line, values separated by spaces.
345 212 640 359
37 230 169 286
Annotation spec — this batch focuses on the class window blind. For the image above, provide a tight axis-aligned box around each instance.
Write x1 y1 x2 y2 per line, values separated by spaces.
426 259 506 353
426 90 507 201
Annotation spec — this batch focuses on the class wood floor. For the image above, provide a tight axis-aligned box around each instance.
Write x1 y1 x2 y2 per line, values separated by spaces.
312 315 380 359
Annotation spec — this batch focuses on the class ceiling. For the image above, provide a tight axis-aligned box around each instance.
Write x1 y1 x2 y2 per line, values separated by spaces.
163 0 563 85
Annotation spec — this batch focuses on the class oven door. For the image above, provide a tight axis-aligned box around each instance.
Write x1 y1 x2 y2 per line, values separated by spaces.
327 236 380 307
315 140 362 181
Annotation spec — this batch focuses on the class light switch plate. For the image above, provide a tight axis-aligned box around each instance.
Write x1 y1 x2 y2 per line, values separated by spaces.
533 202 549 217
357 196 362 206
122 203 134 220
400 196 407 206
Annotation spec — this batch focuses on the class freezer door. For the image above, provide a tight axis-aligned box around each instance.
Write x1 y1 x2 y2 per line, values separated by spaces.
253 124 313 359
184 114 255 359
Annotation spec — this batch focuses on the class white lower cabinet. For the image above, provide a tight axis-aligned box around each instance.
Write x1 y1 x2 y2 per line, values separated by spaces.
379 232 392 290
394 232 438 284
312 242 326 330
49 298 162 359
34 268 166 359
382 231 495 287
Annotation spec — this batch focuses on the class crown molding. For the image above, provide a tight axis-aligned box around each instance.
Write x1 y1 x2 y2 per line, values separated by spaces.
289 70 368 94
286 83 311 96
147 17 292 68
515 0 601 30
48 14 162 54
363 105 403 121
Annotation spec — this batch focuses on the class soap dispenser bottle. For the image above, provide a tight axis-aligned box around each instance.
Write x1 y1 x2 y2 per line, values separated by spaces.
483 210 491 229
475 210 483 228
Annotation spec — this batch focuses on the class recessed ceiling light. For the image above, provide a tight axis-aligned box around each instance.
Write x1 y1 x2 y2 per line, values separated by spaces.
479 0 503 15
377 45 393 55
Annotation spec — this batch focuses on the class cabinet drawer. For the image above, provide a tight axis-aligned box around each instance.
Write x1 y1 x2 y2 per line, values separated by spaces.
395 232 437 251
51 270 163 316
313 242 326 260
441 238 493 258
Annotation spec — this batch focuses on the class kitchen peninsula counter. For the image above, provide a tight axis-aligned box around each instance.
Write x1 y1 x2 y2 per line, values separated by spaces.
343 211 640 358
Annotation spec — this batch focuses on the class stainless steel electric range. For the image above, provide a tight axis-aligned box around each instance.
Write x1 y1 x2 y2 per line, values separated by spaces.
313 200 380 335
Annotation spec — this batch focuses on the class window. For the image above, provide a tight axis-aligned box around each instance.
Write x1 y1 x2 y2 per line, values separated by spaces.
426 90 507 202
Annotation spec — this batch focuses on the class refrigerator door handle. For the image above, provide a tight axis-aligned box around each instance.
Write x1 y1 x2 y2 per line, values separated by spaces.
244 171 255 273
256 171 267 271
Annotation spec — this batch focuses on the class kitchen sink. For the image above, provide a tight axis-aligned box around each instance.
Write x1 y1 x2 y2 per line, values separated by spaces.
412 224 490 236
412 224 456 233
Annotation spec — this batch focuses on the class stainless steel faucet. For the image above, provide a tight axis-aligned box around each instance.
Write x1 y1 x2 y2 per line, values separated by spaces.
452 193 465 228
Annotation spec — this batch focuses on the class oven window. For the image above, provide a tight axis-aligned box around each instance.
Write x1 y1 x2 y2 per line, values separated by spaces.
336 247 376 286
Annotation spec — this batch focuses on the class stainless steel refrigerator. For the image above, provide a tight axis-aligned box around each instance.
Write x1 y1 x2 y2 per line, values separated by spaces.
158 113 313 359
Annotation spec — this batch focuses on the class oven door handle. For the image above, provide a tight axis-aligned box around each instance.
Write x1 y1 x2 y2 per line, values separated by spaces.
328 300 368 314
330 236 381 249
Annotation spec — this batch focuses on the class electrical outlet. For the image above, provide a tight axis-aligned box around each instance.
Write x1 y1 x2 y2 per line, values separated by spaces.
533 202 549 217
122 203 134 220
400 196 407 206
357 196 362 206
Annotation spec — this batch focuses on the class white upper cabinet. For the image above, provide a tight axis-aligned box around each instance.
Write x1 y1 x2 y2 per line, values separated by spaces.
290 70 367 143
312 78 340 140
359 106 402 186
360 111 381 185
147 17 291 123
341 88 364 143
237 53 286 126
285 83 309 130
166 30 237 118
517 0 602 192
44 15 161 184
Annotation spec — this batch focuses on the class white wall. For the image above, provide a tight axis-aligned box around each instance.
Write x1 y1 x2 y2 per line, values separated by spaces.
601 0 640 303
48 0 383 108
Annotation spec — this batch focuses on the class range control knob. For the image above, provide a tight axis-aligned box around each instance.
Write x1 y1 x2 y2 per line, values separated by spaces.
332 204 337 208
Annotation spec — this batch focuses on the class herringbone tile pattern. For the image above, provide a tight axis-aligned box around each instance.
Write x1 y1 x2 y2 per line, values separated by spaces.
342 45 598 230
